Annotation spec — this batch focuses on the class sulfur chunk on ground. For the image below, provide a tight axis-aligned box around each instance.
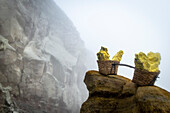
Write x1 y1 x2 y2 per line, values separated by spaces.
112 50 124 62
97 46 110 61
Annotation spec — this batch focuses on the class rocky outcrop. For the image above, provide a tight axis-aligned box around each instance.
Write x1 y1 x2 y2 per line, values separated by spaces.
0 83 18 113
81 71 170 113
0 0 95 113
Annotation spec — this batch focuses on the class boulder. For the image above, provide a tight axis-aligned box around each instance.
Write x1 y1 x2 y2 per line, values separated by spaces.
81 71 170 113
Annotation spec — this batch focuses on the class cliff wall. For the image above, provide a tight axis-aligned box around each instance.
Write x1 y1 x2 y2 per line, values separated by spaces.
0 0 95 112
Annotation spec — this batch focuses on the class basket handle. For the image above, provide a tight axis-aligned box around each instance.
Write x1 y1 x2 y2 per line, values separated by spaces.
111 63 135 75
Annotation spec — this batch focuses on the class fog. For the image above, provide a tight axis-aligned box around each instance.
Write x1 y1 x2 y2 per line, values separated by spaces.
55 0 170 91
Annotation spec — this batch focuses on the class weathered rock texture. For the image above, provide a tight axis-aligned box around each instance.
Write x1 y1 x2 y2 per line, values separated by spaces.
81 71 170 113
0 83 18 113
0 0 95 113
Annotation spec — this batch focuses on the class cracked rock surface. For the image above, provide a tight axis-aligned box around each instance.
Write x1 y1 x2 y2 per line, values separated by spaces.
81 71 170 113
0 0 95 113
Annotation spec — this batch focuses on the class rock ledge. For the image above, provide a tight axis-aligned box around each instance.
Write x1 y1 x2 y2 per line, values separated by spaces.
81 71 170 113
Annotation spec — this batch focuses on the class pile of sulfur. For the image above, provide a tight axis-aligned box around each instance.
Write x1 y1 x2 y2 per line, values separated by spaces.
97 46 110 61
97 46 124 62
135 52 161 72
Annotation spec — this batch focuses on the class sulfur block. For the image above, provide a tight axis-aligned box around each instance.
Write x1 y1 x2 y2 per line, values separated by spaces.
97 46 110 61
134 52 161 72
112 50 124 62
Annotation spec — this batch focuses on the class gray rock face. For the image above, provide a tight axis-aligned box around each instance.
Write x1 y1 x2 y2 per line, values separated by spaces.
0 83 19 113
0 0 95 113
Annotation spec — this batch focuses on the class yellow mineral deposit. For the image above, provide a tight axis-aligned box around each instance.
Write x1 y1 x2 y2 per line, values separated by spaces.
97 46 110 61
135 52 161 72
135 52 148 70
112 50 124 62
147 52 161 72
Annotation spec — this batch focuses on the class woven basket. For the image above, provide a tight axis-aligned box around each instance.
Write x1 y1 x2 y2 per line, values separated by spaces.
132 68 160 86
97 60 120 75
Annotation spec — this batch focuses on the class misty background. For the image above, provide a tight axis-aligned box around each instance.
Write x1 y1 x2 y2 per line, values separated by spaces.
55 0 170 91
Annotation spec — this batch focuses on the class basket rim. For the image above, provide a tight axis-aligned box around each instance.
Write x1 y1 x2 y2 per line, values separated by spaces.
97 60 120 63
135 68 160 74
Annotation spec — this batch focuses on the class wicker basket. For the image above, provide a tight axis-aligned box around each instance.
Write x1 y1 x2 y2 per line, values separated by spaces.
97 60 120 75
132 68 160 86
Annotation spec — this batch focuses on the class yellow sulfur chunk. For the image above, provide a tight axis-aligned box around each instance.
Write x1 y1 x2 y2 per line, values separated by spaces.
134 54 143 70
143 62 150 71
134 52 161 72
138 52 147 63
112 50 124 62
147 52 161 64
97 46 110 61
150 63 159 72
147 52 161 72
135 52 148 70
